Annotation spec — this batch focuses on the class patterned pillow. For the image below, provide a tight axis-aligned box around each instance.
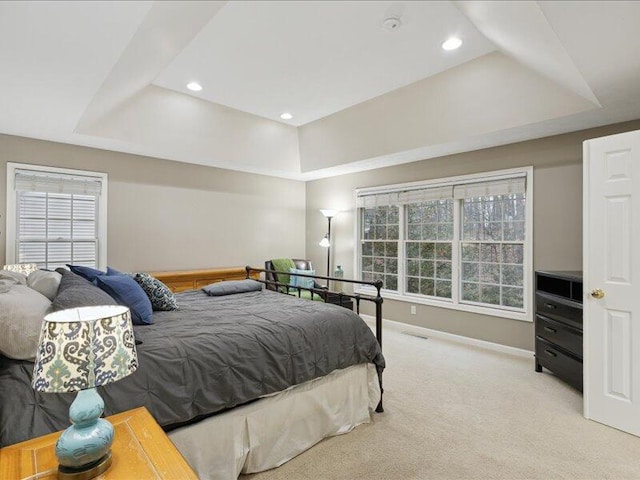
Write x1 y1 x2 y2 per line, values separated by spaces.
134 273 179 311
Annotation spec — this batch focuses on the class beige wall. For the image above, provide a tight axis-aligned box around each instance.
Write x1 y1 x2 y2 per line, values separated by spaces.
305 119 640 351
298 52 595 172
5 119 640 350
0 134 306 271
81 85 301 176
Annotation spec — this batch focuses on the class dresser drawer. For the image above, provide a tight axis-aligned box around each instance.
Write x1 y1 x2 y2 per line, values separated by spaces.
535 315 583 358
536 292 582 329
535 336 583 391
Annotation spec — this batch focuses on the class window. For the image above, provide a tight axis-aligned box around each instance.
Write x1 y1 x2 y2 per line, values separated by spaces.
361 205 399 290
460 193 526 309
6 163 108 270
355 168 533 321
406 200 453 299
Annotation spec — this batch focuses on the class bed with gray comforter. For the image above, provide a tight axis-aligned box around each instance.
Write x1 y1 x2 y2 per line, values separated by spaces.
0 288 384 447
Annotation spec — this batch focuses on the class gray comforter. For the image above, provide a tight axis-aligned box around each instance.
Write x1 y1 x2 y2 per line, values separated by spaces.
0 288 384 447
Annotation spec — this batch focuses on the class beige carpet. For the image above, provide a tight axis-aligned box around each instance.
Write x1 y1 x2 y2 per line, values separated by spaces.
242 319 640 480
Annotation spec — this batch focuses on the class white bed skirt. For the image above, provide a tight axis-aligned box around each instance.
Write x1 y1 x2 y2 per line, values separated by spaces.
169 363 381 480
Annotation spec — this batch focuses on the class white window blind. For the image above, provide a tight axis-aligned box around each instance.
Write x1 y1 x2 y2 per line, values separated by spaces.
357 177 524 207
355 192 400 208
453 177 525 199
356 186 455 208
15 170 103 195
14 170 102 270
398 186 454 204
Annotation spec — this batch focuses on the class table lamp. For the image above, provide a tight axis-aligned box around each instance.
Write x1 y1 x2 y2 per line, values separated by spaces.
32 305 138 479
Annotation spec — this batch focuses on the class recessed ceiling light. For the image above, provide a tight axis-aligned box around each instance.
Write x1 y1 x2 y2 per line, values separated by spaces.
186 81 203 92
442 37 462 51
280 112 293 120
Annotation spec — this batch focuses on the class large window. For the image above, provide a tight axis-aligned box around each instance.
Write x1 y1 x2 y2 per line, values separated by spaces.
361 205 399 290
406 199 453 299
460 193 526 309
355 168 533 321
6 163 108 270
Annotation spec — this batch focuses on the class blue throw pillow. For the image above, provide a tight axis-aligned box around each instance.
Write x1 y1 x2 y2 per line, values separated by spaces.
289 268 315 289
68 264 105 283
96 275 153 325
288 268 298 288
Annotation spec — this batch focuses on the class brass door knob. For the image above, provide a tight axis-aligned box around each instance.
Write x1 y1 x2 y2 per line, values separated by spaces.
591 288 605 299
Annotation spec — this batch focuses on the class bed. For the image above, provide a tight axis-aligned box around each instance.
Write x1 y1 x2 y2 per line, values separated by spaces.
0 266 385 479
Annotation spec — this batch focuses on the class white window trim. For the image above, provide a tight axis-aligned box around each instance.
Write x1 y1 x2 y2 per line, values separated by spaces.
5 162 108 269
353 166 534 322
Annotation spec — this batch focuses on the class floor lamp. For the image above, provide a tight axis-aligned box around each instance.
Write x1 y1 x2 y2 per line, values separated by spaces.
319 209 338 281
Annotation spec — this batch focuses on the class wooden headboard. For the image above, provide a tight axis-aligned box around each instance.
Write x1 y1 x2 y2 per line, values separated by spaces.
150 267 260 293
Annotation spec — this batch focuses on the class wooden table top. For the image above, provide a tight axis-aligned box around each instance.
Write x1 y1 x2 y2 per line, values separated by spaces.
0 407 198 480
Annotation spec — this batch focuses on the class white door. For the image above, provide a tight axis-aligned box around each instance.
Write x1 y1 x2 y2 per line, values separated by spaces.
584 129 640 436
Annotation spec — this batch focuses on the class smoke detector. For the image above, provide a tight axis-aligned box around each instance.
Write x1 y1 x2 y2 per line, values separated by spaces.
382 17 401 31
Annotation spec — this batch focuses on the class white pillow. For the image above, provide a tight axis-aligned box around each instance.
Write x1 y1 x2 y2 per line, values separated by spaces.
27 270 62 301
0 285 52 360
0 269 27 286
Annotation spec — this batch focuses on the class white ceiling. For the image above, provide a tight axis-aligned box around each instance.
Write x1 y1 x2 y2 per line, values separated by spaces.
0 1 639 180
0 1 152 139
538 0 640 103
153 1 495 126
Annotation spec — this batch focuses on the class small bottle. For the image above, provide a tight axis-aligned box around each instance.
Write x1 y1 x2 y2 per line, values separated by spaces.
334 265 344 292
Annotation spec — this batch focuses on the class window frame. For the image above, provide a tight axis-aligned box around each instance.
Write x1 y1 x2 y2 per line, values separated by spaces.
353 166 534 322
5 162 108 270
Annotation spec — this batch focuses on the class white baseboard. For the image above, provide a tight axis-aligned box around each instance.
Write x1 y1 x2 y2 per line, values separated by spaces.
361 314 533 358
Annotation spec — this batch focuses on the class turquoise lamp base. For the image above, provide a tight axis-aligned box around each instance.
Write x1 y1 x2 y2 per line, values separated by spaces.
55 388 114 480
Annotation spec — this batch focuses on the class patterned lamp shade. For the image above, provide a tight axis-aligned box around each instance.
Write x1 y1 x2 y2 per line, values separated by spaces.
3 263 38 275
32 305 138 393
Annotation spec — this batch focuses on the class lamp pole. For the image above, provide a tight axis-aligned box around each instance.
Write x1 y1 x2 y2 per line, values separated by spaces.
319 209 338 288
326 215 332 278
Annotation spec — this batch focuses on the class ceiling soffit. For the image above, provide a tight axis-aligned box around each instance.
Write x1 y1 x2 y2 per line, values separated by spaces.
455 1 599 106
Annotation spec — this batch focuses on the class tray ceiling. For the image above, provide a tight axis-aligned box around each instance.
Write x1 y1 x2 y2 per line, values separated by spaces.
153 1 495 126
0 1 639 180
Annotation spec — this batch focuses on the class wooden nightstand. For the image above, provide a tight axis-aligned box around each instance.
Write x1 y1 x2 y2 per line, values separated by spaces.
0 407 197 480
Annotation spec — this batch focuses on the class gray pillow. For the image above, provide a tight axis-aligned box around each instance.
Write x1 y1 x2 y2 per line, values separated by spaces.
0 285 52 360
52 269 117 311
27 270 62 301
55 268 90 293
202 279 263 296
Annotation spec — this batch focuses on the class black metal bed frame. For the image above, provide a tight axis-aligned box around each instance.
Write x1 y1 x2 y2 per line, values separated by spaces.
246 266 385 413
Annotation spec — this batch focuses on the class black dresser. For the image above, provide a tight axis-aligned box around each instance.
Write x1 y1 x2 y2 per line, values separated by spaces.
534 270 583 391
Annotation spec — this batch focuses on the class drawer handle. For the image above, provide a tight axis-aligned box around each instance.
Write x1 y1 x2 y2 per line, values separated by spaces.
544 326 557 333
545 349 557 358
544 303 557 310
